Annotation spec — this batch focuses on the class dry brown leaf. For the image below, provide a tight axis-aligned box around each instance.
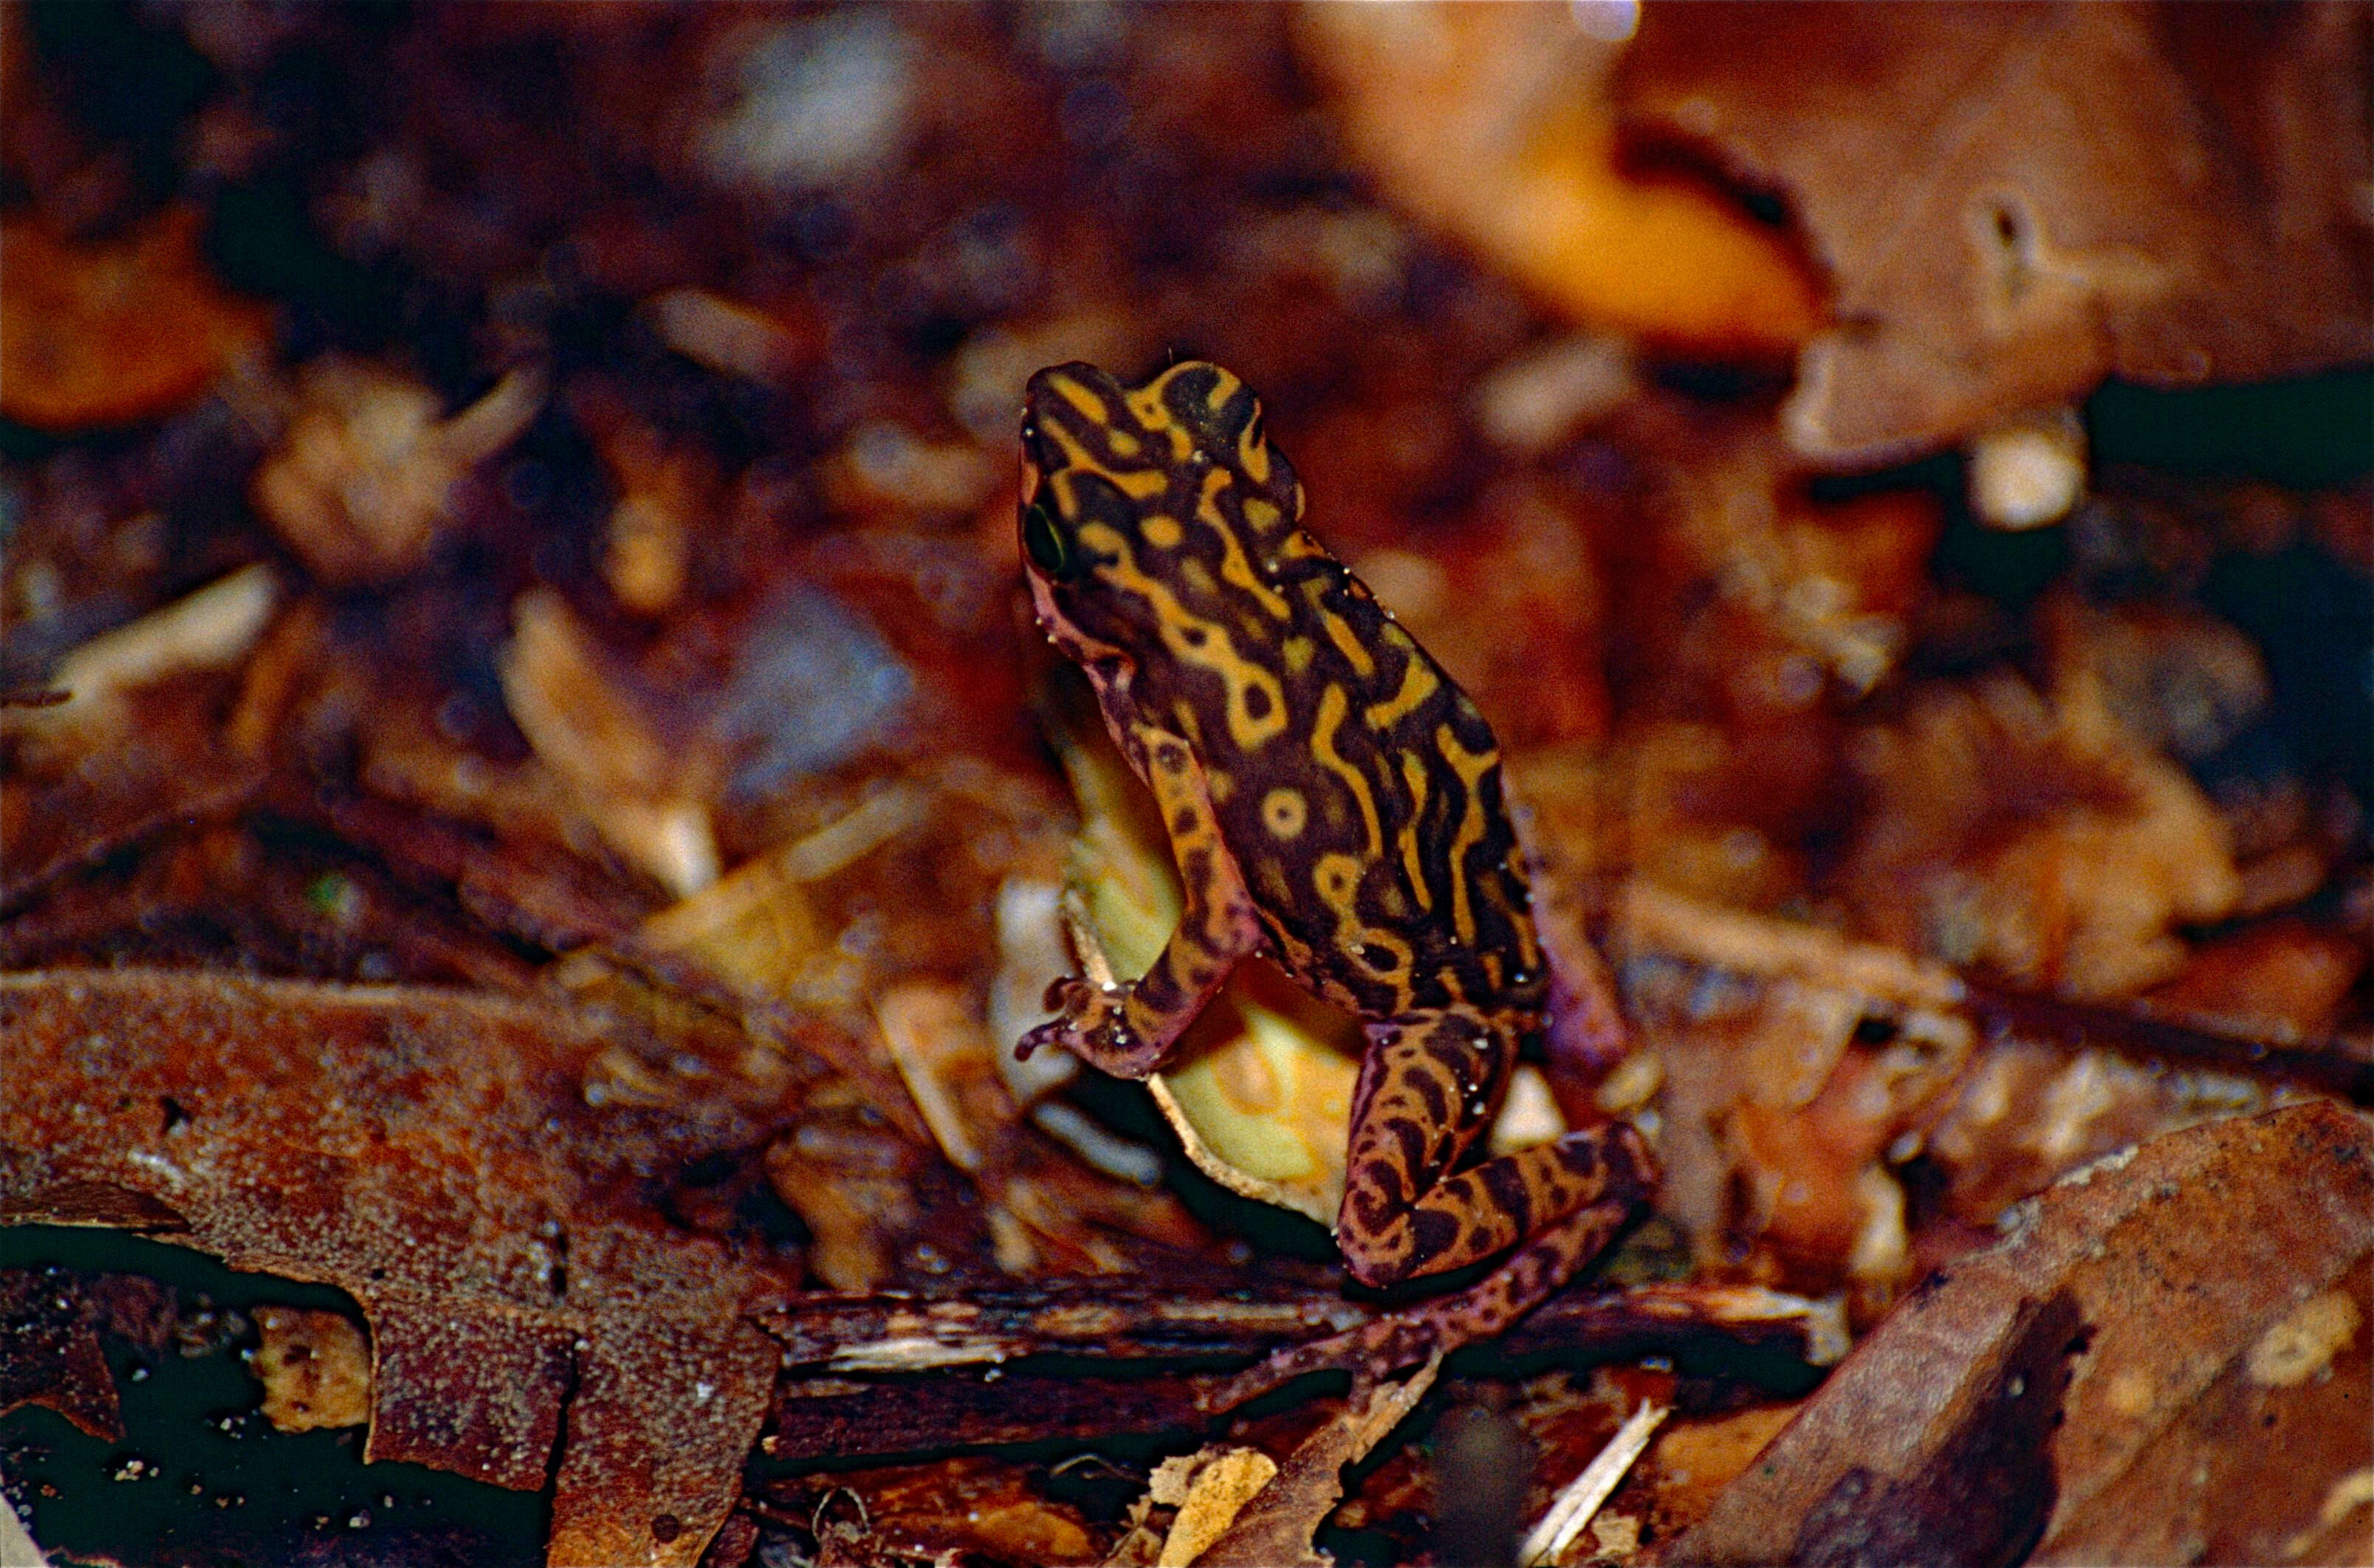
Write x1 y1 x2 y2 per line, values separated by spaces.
1619 1 2374 463
249 356 545 585
0 968 796 1567
1294 2 1820 355
1841 633 2242 1000
0 204 271 430
499 586 721 898
1152 1446 1279 1567
1194 1357 1442 1567
1670 1100 2373 1566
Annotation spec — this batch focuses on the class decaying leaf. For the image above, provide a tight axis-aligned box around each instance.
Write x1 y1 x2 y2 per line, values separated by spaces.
1670 1100 2374 1566
1147 1445 1278 1567
1294 2 1820 354
1619 1 2374 464
1195 1356 1442 1568
248 356 546 585
0 968 795 1567
1842 619 2243 999
0 203 271 430
499 586 721 899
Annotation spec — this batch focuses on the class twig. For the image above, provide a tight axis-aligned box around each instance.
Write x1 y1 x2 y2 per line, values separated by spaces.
1960 981 2374 1102
758 1280 1843 1373
1517 1399 1667 1567
1618 879 2373 1101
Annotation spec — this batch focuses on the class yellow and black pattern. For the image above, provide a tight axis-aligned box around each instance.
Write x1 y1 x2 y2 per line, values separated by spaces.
1017 360 1648 1296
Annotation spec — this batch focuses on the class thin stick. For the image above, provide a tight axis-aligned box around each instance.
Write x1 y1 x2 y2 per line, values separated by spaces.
1517 1400 1667 1568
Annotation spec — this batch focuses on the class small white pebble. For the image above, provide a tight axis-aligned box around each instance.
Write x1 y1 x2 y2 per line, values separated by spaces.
1969 407 2087 530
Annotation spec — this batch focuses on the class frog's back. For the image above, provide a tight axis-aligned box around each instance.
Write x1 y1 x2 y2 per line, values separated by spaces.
1021 361 1545 1025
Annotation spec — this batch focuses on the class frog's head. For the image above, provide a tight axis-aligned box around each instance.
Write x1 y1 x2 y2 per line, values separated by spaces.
1018 360 1302 667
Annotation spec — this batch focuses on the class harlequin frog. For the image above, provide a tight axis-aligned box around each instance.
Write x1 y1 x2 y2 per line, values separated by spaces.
1016 360 1652 1338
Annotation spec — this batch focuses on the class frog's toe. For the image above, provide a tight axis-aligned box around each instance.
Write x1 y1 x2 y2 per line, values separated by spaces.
1018 977 1158 1073
1015 1017 1067 1061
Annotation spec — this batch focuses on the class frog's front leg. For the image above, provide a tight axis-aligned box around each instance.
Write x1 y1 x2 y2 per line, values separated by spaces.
1018 726 1263 1079
1336 1011 1652 1287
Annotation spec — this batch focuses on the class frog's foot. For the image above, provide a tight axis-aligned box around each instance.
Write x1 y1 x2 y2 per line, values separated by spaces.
1016 975 1165 1078
1199 1189 1639 1415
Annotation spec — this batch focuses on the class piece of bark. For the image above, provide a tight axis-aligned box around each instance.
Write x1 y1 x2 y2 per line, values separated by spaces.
0 968 796 1567
1669 1100 2373 1565
759 1280 1844 1376
767 1371 1210 1465
750 1282 1838 1470
1619 1 2374 464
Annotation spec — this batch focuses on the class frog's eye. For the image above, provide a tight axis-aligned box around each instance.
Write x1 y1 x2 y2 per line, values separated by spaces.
1022 503 1077 579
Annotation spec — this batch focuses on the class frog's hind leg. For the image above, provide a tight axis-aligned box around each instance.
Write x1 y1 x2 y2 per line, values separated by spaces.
1204 1180 1647 1414
1337 1011 1652 1289
1018 725 1263 1079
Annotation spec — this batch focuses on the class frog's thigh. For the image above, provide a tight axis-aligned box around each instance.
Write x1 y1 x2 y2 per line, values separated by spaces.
1122 724 1263 1052
1338 1017 1646 1287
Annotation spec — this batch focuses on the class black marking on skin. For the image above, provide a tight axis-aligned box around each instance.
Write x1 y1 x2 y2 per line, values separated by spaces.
1409 1208 1461 1268
1405 1065 1450 1129
1478 1160 1533 1239
1559 1138 1606 1185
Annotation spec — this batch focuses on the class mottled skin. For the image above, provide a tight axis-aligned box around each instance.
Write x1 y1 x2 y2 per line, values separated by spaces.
1015 360 1652 1328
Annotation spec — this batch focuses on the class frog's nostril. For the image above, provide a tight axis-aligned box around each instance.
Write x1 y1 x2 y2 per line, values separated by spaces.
1019 423 1063 481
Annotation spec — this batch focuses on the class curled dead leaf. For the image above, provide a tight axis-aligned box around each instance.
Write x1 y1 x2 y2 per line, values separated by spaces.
1296 2 1821 354
0 204 270 430
1619 1 2374 463
1671 1101 2373 1566
500 587 721 898
1195 1357 1443 1568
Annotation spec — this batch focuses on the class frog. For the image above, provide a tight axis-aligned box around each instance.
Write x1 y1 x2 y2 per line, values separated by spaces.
1015 359 1653 1376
